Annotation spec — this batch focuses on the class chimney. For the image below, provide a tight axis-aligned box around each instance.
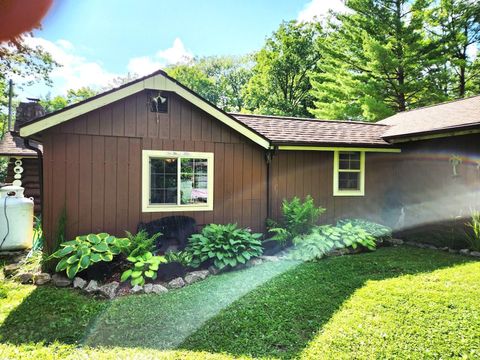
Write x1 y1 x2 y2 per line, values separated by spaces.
14 100 45 132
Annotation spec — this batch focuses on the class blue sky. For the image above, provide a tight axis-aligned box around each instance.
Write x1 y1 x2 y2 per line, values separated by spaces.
21 0 345 98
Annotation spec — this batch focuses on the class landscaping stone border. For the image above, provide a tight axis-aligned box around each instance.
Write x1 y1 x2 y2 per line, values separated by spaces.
385 238 480 258
3 238 478 300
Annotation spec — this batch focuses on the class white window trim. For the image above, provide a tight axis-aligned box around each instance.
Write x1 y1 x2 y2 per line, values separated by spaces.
333 150 365 197
142 150 214 212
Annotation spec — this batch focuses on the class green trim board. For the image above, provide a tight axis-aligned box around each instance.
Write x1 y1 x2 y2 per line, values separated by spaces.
277 146 401 153
19 72 270 149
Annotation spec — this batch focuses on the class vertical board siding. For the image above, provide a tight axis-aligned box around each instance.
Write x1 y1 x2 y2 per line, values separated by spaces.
78 135 93 235
269 151 396 225
43 91 268 246
91 136 105 233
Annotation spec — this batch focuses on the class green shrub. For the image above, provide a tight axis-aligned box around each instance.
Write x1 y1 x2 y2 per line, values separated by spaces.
465 210 480 251
291 223 377 261
282 196 325 236
164 250 192 267
291 226 341 261
186 223 263 270
120 252 166 286
337 218 392 240
269 196 325 243
50 233 130 279
336 222 376 250
124 229 161 258
32 216 44 251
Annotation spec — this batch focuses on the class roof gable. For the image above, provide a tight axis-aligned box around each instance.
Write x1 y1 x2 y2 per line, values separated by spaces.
19 70 270 149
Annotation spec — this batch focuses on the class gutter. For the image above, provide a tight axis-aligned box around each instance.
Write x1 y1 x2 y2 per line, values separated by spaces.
22 136 43 215
265 146 278 220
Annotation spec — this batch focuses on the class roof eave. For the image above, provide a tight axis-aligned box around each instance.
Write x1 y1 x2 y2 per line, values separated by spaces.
383 122 480 143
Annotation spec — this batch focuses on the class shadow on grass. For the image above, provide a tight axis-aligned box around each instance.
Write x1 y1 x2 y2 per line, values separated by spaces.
0 247 474 360
0 285 106 345
178 247 475 359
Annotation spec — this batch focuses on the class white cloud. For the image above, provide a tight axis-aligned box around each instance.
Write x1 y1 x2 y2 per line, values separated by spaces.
297 0 348 22
21 36 118 96
127 38 193 76
127 56 163 76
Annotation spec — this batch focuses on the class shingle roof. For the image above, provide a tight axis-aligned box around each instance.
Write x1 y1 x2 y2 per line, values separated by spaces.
378 95 480 138
231 113 391 146
0 132 41 157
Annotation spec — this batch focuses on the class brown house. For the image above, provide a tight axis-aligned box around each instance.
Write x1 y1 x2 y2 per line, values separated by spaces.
17 70 480 251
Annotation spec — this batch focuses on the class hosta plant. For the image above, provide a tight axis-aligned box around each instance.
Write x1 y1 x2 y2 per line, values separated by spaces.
186 223 263 270
337 222 376 250
51 233 130 279
121 252 166 286
291 222 377 261
337 218 392 240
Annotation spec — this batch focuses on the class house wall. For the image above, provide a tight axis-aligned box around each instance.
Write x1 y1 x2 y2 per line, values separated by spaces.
269 151 397 225
393 133 480 236
41 91 267 252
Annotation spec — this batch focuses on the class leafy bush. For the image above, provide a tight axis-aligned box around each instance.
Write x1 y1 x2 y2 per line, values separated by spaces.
32 216 44 251
121 252 166 286
164 250 192 267
337 218 392 240
291 226 340 261
291 223 377 261
50 233 130 279
336 222 376 250
124 229 161 258
186 223 263 270
268 227 291 246
269 196 325 243
465 210 480 251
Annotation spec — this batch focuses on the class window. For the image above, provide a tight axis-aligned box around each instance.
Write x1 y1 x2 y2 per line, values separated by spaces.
142 150 214 212
333 151 365 196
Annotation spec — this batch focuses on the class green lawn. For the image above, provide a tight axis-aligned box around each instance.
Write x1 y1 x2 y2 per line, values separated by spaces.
0 246 479 359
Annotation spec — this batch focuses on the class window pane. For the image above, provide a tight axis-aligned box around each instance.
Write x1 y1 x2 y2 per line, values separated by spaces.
339 172 360 190
150 158 178 204
181 158 208 204
339 152 361 170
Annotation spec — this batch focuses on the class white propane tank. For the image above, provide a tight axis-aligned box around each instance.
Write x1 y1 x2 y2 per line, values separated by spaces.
0 186 34 250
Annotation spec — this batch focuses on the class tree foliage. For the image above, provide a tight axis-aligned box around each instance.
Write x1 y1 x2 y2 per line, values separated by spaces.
243 21 323 117
167 56 253 112
310 0 480 121
429 0 480 98
0 34 57 133
311 0 447 121
40 87 98 113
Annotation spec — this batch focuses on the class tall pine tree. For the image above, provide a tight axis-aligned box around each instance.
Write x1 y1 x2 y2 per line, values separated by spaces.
311 0 446 121
430 0 480 98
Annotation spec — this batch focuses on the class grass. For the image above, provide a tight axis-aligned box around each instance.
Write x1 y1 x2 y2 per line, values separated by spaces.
0 246 478 359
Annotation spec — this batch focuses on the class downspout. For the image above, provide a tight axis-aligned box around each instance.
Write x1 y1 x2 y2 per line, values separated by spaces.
23 137 43 215
265 145 278 220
